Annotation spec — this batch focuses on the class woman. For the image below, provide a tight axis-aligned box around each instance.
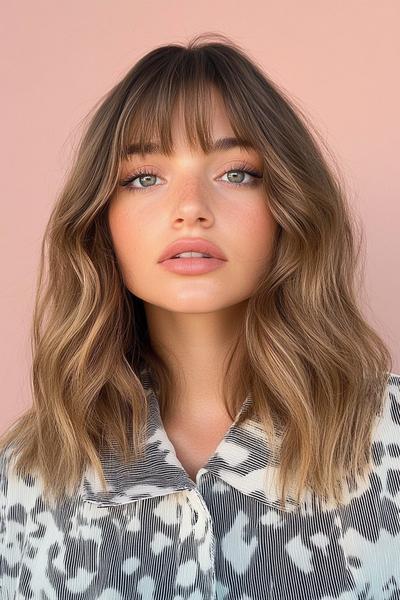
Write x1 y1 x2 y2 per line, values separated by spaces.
1 32 399 599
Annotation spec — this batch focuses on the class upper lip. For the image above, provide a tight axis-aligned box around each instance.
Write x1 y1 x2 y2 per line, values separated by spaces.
158 237 227 262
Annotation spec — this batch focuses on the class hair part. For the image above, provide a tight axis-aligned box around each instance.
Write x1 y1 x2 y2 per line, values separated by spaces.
0 32 392 511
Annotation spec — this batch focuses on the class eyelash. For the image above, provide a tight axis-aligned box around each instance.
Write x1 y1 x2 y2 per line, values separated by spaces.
119 161 263 192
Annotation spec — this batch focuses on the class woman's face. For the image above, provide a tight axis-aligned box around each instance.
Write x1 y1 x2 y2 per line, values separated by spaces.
108 90 278 314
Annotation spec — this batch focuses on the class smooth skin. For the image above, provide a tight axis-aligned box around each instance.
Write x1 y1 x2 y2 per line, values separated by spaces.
108 87 278 481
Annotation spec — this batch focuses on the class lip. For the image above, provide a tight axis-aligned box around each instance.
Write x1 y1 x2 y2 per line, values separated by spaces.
158 237 227 262
159 257 226 275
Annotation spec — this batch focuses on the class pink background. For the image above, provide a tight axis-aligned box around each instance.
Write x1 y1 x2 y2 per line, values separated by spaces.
1 1 399 432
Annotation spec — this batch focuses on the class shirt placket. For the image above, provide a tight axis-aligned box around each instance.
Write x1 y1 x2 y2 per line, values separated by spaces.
180 485 216 599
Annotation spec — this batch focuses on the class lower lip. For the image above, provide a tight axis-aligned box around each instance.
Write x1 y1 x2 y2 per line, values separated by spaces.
159 257 227 274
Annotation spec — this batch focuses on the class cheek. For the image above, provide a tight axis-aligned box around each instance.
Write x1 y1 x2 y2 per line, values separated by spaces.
107 204 148 278
230 199 277 264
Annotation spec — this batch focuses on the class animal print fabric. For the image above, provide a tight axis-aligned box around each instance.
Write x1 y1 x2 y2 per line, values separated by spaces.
1 369 399 599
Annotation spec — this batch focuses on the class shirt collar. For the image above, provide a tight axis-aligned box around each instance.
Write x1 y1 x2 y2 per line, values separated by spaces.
78 367 305 513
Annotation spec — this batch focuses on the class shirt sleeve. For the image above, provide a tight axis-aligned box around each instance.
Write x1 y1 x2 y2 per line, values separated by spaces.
0 446 11 597
0 450 8 598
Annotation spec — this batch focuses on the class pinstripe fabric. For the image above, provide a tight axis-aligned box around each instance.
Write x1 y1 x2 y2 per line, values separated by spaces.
1 370 400 599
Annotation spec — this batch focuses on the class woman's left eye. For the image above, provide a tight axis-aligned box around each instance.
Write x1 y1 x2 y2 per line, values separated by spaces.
119 163 263 192
221 167 262 187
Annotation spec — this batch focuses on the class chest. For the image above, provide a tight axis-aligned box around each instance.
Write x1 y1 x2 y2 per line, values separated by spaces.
3 483 390 599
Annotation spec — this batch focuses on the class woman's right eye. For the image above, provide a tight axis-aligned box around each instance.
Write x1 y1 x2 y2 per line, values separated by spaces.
119 169 161 192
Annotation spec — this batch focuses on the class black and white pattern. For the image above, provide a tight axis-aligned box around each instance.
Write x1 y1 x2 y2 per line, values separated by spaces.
1 369 399 599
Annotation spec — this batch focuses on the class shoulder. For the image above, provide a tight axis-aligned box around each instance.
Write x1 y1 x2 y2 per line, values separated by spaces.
0 443 15 546
370 372 400 472
0 442 14 500
0 443 42 518
387 371 400 411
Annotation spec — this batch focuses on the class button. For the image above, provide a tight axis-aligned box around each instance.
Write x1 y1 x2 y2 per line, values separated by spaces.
192 509 198 525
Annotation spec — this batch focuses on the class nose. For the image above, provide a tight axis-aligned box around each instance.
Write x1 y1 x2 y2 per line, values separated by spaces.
170 175 215 223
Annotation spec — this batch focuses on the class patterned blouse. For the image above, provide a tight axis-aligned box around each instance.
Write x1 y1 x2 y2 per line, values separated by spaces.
1 369 399 599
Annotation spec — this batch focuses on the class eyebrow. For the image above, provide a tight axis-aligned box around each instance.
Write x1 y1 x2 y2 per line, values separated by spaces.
125 136 255 157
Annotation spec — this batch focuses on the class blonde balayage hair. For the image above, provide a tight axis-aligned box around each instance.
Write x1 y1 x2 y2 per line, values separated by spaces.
0 32 392 511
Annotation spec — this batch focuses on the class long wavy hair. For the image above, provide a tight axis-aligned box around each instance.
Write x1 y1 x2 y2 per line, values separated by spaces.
0 32 392 511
